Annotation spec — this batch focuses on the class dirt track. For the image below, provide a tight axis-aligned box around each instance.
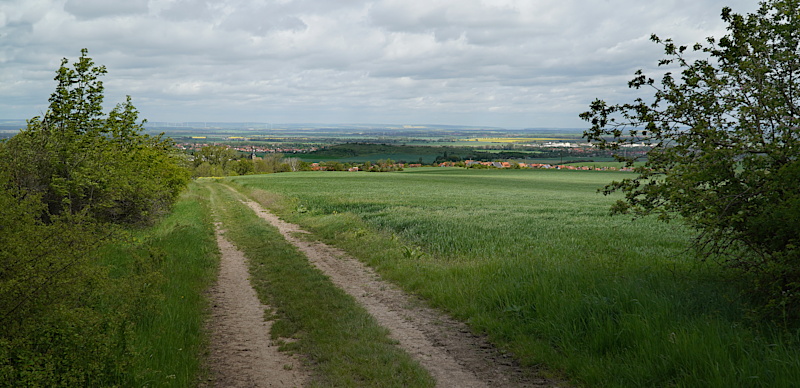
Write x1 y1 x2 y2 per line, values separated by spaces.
204 222 307 387
205 190 560 387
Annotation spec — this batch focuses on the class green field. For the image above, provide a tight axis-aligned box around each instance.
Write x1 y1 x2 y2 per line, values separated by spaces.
227 168 800 387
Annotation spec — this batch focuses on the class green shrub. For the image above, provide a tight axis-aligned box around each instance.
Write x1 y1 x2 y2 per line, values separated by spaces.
0 50 194 387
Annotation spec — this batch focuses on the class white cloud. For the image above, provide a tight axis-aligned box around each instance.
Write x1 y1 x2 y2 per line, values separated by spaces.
64 0 148 19
0 0 761 127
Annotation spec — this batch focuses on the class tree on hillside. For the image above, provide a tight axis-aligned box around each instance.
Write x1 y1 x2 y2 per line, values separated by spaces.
192 145 238 177
254 153 287 174
194 144 238 170
1 49 189 225
284 157 303 172
580 0 800 317
230 157 255 176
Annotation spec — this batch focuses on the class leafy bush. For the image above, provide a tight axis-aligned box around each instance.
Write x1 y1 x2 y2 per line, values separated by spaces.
0 50 191 386
1 49 189 226
0 175 134 385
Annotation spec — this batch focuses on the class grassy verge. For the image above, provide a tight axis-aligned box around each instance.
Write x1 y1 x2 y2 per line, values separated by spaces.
97 182 219 386
0 182 217 387
203 180 434 387
227 169 800 387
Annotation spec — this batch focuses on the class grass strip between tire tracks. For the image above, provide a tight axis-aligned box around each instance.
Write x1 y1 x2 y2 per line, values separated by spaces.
205 180 435 387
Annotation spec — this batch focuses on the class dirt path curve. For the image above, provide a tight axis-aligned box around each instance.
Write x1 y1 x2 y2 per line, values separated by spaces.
204 222 308 387
241 198 559 388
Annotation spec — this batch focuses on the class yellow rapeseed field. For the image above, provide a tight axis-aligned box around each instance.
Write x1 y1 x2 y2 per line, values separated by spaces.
462 137 563 143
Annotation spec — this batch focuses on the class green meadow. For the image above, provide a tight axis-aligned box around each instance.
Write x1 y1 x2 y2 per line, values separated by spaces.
227 168 800 387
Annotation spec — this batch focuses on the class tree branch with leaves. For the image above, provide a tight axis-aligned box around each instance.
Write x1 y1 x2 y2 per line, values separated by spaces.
580 0 800 319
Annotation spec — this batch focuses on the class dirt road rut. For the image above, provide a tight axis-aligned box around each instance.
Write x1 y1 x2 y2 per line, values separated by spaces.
205 222 307 387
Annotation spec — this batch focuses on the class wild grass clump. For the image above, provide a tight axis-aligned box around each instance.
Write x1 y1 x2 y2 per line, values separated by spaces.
229 168 800 387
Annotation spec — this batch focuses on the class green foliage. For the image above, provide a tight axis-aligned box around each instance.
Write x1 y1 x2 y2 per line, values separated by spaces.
580 0 800 318
1 50 189 225
230 158 255 175
0 184 216 388
0 173 135 386
0 50 195 386
191 148 299 176
322 160 347 171
308 143 438 158
370 158 403 172
193 161 224 177
308 142 547 164
254 153 290 174
193 144 237 171
0 169 106 332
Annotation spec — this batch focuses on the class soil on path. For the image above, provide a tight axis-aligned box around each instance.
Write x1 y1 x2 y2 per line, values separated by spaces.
240 198 561 388
203 222 308 387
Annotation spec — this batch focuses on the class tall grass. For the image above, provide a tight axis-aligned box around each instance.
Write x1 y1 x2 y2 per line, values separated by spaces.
229 168 800 387
97 182 219 386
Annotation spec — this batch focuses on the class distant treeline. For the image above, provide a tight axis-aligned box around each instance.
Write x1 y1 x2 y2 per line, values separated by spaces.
186 142 631 177
308 143 601 164
308 143 451 158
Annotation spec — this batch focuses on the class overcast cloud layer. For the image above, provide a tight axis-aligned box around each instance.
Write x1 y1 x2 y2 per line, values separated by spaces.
1 0 758 128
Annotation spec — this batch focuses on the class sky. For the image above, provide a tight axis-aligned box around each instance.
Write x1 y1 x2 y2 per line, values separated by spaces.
0 0 760 129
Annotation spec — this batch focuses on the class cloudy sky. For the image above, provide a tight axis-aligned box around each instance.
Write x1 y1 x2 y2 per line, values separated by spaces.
1 0 758 128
